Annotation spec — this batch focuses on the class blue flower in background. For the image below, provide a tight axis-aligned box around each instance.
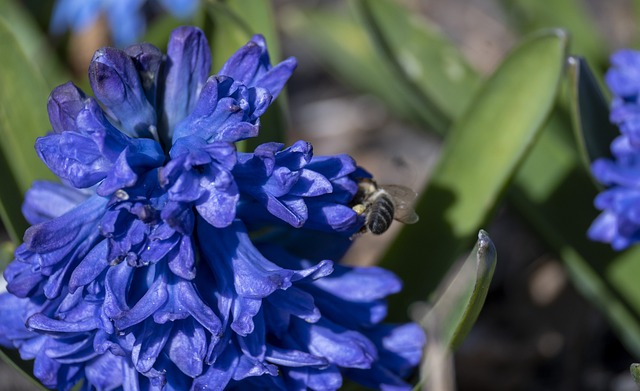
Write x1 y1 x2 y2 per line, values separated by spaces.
51 0 199 46
589 49 640 250
606 50 640 147
0 26 424 390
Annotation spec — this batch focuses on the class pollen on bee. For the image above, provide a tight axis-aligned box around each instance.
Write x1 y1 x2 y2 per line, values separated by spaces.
352 204 366 215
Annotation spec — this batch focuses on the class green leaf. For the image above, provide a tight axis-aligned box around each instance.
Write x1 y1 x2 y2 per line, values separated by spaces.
0 0 68 88
281 7 424 126
567 56 617 185
383 29 568 317
499 0 607 69
205 0 288 150
631 363 640 385
422 230 497 350
0 18 58 243
355 0 481 132
416 231 496 389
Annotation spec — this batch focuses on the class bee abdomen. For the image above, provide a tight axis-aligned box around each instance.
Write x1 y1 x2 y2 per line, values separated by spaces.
366 196 395 235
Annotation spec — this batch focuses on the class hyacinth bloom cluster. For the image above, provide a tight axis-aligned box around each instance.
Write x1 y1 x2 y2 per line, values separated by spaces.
51 0 199 46
589 49 640 250
0 26 425 390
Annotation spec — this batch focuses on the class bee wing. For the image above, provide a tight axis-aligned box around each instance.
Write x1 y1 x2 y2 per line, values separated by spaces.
381 184 420 224
394 204 420 224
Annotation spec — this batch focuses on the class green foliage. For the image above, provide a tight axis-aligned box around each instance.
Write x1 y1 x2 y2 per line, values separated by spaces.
631 363 640 385
384 29 567 316
567 56 617 186
0 15 58 243
355 0 481 131
417 231 496 388
282 7 423 125
422 230 497 351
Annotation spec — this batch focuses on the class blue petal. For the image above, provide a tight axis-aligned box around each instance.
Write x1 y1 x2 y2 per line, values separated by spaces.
371 323 425 376
0 294 39 346
22 181 88 225
3 260 42 298
47 82 88 134
168 319 207 377
218 34 297 99
89 47 157 138
191 343 239 391
26 313 100 334
124 43 164 112
36 131 114 189
20 194 106 264
69 240 109 293
233 355 278 380
345 363 412 391
131 320 172 373
286 365 343 391
161 26 211 139
605 49 640 99
173 77 261 142
267 287 320 323
84 352 127 391
265 346 328 368
104 263 169 330
312 265 402 302
292 318 376 369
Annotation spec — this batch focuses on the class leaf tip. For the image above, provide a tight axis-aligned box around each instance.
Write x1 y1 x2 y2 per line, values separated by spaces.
631 363 640 385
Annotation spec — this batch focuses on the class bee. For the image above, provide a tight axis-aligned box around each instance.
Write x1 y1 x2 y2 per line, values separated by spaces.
351 178 419 235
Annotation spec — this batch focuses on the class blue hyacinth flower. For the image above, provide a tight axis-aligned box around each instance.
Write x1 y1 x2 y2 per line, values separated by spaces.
50 0 199 46
0 26 424 390
589 49 640 250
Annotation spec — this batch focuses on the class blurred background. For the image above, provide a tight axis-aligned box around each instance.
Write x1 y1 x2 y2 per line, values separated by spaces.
2 0 640 390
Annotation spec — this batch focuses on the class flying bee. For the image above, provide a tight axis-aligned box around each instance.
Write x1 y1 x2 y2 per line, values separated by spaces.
350 178 419 236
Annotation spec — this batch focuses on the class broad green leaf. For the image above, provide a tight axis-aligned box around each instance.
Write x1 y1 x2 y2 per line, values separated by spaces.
383 29 568 316
355 0 481 131
281 7 426 126
0 18 57 243
499 0 607 69
422 230 497 350
416 231 496 389
206 0 287 150
567 56 617 186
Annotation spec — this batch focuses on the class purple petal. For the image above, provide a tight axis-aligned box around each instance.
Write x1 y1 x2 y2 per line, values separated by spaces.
161 26 211 138
312 265 402 302
286 365 343 391
89 47 157 138
22 181 88 225
168 319 207 377
47 82 88 134
124 43 163 106
84 352 126 390
292 318 376 369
